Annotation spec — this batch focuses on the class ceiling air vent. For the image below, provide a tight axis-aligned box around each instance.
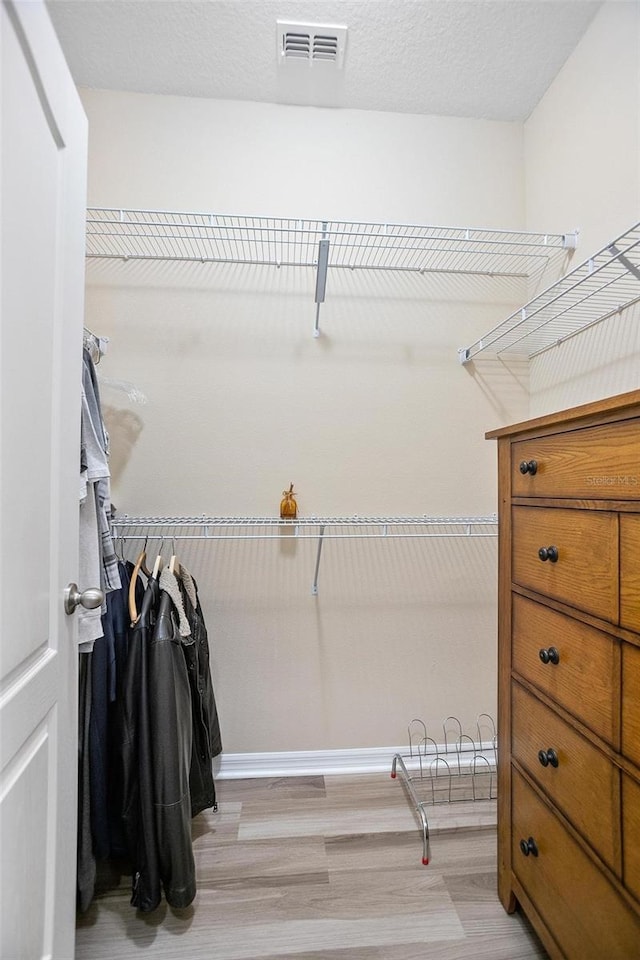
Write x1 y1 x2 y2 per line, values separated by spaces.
277 21 347 68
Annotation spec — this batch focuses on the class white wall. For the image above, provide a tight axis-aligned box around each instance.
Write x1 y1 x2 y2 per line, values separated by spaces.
524 0 640 415
82 90 529 753
81 1 640 756
82 92 524 226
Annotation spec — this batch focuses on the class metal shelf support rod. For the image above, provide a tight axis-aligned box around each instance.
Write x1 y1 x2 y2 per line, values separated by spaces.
311 524 326 596
314 224 329 338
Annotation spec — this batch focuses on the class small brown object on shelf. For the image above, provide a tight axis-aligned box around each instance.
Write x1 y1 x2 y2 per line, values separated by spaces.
280 483 298 519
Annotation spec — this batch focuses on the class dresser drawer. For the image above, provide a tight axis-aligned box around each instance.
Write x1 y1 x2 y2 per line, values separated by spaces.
623 774 640 904
622 643 640 769
512 506 618 622
512 594 619 746
512 420 640 499
512 682 619 870
621 514 640 632
512 769 640 959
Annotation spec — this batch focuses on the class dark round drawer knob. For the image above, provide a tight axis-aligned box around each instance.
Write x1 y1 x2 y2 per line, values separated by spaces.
538 748 559 768
539 646 560 665
538 546 559 562
519 837 539 857
519 459 538 476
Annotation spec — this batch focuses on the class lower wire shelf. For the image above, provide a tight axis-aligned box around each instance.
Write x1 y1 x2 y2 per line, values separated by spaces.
391 714 497 864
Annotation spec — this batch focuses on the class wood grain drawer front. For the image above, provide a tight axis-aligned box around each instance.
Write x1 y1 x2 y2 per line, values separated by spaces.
512 682 619 870
512 594 619 747
620 514 640 633
512 770 640 960
512 420 640 499
622 643 640 769
623 775 640 904
512 506 618 622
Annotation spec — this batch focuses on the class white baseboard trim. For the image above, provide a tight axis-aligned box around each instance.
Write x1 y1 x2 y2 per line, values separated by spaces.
215 746 406 779
214 744 495 779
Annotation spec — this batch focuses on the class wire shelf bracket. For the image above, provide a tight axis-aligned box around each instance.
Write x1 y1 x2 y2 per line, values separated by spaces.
85 207 575 338
111 514 498 596
458 221 640 364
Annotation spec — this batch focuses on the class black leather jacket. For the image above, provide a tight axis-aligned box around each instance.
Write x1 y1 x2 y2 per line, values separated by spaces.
148 583 196 909
121 573 196 911
121 576 162 912
178 567 222 816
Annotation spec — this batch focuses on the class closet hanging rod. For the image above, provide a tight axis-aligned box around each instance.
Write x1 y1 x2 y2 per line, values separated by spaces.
85 253 538 281
85 243 559 260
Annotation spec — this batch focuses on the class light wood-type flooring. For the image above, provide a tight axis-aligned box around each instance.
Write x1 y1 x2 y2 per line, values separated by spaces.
76 773 548 959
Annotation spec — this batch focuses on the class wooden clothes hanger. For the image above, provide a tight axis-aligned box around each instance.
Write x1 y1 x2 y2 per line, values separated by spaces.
152 550 164 578
128 538 154 625
128 537 180 624
169 538 180 577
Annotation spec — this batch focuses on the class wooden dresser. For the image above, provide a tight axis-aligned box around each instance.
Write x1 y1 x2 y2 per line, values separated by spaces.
486 390 640 960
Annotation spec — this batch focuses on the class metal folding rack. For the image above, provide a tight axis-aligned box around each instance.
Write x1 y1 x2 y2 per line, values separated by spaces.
85 207 573 337
110 514 498 596
459 221 640 363
391 713 497 864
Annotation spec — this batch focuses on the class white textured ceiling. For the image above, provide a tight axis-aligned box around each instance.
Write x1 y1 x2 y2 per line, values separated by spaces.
46 0 602 122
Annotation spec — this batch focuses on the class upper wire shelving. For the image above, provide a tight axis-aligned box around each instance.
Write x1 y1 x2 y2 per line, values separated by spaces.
85 207 574 336
85 208 571 275
111 515 498 596
459 221 640 363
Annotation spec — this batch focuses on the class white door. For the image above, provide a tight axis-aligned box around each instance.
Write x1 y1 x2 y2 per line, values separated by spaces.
1 2 88 957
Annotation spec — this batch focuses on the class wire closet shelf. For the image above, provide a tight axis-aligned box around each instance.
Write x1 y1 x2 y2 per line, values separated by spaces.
459 221 640 363
86 208 572 278
110 515 499 541
111 515 498 596
86 207 575 337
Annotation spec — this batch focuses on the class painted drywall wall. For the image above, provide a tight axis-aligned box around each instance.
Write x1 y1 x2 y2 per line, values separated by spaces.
82 90 532 753
524 0 640 415
81 92 524 226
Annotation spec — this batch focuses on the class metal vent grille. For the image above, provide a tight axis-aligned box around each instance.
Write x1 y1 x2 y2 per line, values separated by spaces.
312 33 339 61
277 21 347 68
283 30 311 59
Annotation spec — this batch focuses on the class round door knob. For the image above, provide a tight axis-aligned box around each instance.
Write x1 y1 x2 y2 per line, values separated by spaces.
538 748 559 768
538 546 559 562
64 583 104 615
539 647 560 665
519 460 538 476
519 837 539 857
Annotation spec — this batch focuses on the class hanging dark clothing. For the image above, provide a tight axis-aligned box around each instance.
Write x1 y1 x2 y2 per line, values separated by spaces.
107 561 142 860
77 652 96 912
177 567 222 815
89 631 110 862
149 567 196 908
86 553 215 913
121 568 197 911
179 567 222 759
121 576 162 913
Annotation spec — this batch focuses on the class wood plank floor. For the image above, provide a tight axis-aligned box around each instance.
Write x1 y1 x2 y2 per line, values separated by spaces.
76 773 548 959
